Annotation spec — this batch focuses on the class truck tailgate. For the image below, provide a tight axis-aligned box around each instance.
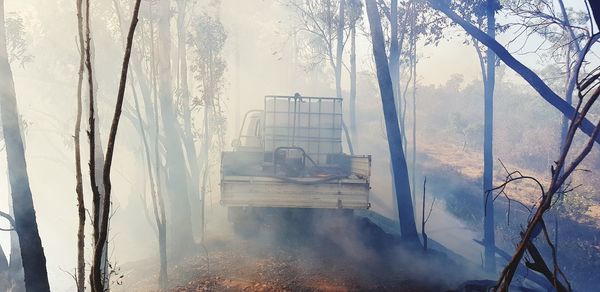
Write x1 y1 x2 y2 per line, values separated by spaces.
221 175 370 209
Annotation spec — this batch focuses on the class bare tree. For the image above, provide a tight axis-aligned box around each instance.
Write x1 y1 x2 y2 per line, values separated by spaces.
89 0 143 291
0 0 50 290
74 0 86 290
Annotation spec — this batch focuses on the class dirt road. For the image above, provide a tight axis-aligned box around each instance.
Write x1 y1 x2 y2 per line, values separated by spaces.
119 212 479 292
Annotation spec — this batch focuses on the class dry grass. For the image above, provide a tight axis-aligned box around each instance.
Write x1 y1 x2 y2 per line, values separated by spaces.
418 137 600 228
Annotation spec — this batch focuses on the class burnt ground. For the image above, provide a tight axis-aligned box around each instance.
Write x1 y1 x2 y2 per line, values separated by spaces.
117 210 485 292
417 143 600 291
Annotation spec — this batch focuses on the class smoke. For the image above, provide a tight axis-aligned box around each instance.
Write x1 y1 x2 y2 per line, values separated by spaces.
0 0 598 291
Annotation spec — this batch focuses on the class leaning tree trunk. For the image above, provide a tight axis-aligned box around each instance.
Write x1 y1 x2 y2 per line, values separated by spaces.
0 1 50 290
365 0 419 242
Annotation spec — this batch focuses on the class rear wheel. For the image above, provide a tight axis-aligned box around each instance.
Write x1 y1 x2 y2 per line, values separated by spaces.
229 207 260 238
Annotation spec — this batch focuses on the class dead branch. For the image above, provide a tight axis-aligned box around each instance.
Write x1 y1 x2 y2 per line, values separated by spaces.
421 176 435 251
0 210 15 231
493 33 600 291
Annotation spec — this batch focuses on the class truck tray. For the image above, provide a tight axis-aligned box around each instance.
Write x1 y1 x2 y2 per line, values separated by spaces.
221 175 370 209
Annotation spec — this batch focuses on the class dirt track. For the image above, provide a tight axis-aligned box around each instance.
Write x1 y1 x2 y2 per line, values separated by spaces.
118 212 480 292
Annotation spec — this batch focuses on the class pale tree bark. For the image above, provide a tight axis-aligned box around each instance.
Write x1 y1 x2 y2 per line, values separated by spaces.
409 6 417 211
389 0 399 104
131 77 168 290
0 244 8 291
153 48 168 288
74 0 86 290
0 0 50 290
157 0 194 257
349 0 358 144
366 0 419 242
177 0 202 236
557 0 584 151
335 0 345 100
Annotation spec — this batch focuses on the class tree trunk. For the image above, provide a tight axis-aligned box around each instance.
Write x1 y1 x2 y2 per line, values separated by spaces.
0 244 9 291
91 0 142 291
365 0 419 242
557 0 582 153
335 0 345 99
8 196 24 292
0 0 50 290
409 2 417 210
482 0 496 273
177 0 201 237
158 0 194 258
75 0 87 290
83 0 105 288
131 76 168 290
589 1 600 28
389 0 399 105
349 11 357 145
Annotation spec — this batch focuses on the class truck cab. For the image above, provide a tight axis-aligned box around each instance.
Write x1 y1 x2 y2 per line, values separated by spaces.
232 110 263 152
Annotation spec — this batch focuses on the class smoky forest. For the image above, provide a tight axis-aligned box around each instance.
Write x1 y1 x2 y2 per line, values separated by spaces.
0 0 600 291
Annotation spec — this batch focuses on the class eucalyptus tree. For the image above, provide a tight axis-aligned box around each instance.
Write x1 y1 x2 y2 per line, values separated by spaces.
348 0 362 140
189 10 228 241
0 0 50 290
376 0 448 215
157 0 195 257
450 0 502 273
365 0 419 243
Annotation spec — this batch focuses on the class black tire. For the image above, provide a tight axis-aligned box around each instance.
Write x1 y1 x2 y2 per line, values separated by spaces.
229 207 260 238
